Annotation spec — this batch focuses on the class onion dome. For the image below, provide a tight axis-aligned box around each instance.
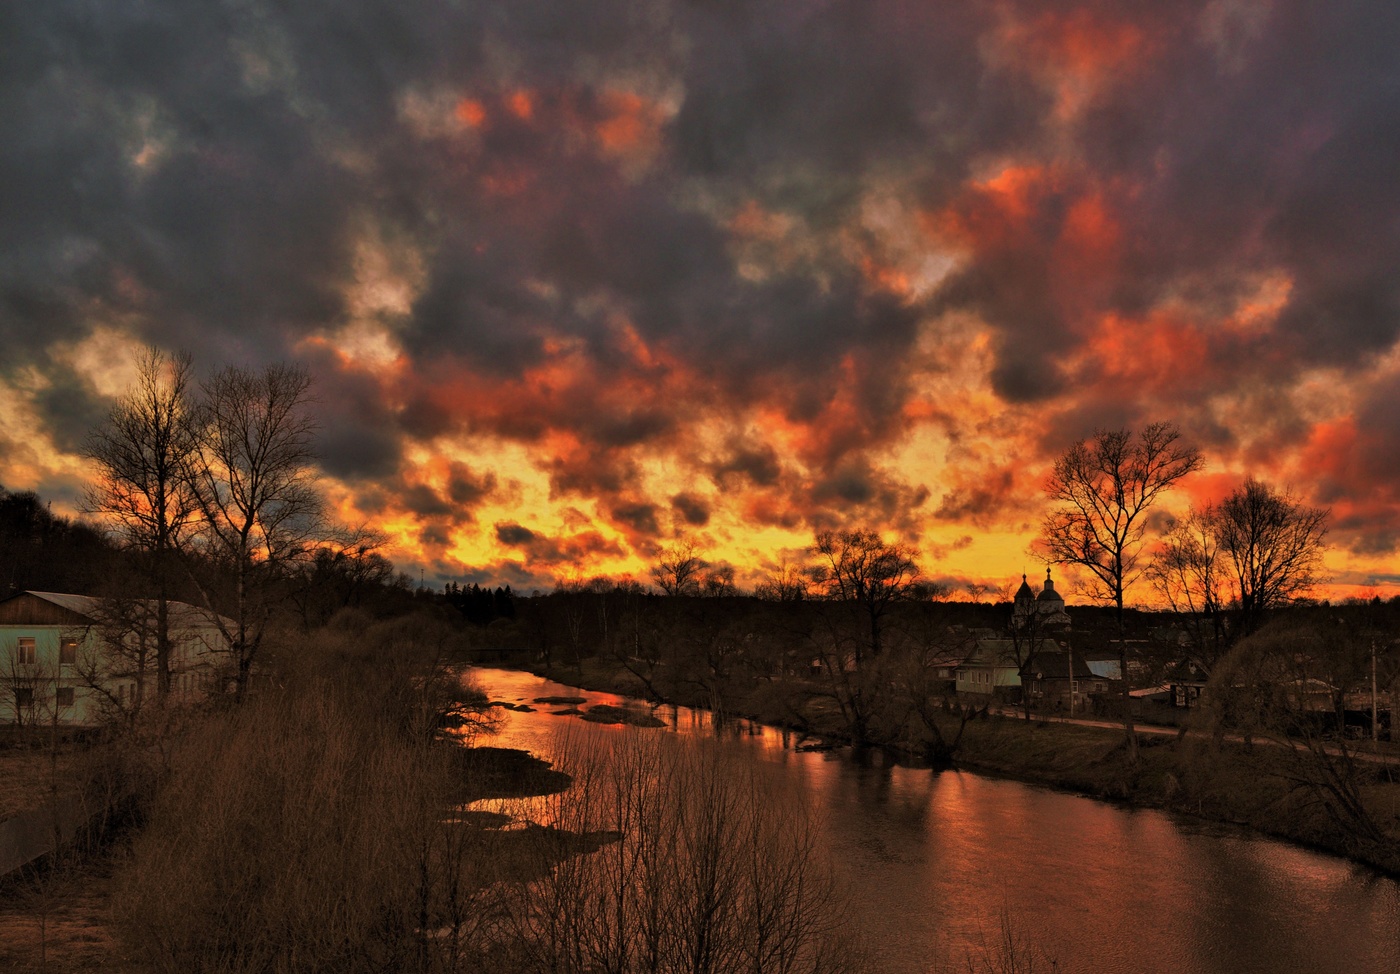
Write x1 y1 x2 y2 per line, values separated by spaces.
1037 568 1064 602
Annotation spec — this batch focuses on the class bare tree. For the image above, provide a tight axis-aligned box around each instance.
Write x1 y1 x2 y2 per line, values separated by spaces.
1149 511 1229 673
188 363 321 700
808 530 922 743
1216 478 1328 638
84 347 200 703
1040 422 1202 760
811 529 921 660
1151 479 1328 670
650 538 705 596
754 556 810 602
701 564 737 597
1007 578 1051 721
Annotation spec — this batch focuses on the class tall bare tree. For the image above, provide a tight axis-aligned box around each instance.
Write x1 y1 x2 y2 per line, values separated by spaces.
809 530 922 743
1040 422 1202 760
1153 478 1328 664
83 347 200 703
1216 478 1328 638
189 363 320 699
812 529 921 660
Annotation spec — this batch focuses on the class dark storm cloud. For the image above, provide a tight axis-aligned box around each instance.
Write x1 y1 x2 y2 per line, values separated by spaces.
490 521 627 572
32 371 109 457
4 0 1400 563
495 522 537 546
402 484 454 519
305 356 406 479
711 442 782 488
807 458 930 534
670 492 710 527
610 502 661 538
446 463 497 507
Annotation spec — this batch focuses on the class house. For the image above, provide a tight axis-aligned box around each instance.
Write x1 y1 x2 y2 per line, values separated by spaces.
1019 650 1108 713
0 591 229 726
1164 660 1209 708
956 636 1040 702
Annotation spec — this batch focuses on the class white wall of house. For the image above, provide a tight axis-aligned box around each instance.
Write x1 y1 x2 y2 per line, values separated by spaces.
1 604 226 726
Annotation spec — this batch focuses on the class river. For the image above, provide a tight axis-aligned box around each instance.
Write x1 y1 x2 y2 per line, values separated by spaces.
466 666 1400 974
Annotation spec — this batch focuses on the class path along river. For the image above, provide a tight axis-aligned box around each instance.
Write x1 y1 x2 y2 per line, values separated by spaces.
467 667 1400 974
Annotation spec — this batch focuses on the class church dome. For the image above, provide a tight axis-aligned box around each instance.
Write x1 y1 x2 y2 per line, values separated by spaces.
1036 569 1064 602
1014 574 1035 601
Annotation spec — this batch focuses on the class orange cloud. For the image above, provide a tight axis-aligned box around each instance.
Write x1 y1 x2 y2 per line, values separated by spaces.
593 90 666 160
507 89 535 121
1068 311 1211 396
990 7 1152 119
454 98 486 128
1298 417 1361 491
931 163 1056 252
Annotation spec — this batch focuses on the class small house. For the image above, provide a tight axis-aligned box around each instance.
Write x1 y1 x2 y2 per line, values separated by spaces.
1019 650 1107 713
956 637 1042 702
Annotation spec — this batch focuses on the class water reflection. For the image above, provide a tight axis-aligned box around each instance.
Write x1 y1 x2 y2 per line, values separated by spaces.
467 667 1400 974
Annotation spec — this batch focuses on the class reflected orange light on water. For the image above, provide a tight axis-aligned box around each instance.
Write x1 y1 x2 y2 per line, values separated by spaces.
466 667 1400 974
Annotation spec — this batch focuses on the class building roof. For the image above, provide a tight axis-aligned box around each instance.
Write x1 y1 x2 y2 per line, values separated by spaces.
1085 659 1122 680
1020 650 1096 681
961 637 1063 668
1014 574 1035 602
4 591 232 631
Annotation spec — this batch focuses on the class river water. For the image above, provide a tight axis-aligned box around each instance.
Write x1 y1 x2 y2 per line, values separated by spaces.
467 667 1400 974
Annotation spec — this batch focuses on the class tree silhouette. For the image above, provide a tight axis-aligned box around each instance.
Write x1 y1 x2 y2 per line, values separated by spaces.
1040 422 1202 761
83 347 201 703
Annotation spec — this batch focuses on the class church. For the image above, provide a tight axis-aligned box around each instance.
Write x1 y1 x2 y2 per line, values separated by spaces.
1012 568 1071 631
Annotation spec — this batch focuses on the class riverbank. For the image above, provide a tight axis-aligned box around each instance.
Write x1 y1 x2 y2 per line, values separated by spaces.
512 658 1400 876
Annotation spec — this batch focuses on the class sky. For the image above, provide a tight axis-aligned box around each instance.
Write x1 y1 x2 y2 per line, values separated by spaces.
3 0 1399 600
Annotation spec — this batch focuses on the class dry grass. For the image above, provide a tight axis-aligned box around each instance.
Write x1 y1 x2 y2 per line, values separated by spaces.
0 855 126 974
0 747 84 822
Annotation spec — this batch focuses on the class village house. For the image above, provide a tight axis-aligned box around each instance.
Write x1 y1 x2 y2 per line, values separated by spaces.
955 636 1030 702
1019 650 1107 713
0 591 229 726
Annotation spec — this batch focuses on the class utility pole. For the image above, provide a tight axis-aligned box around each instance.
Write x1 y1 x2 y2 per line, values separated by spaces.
1372 638 1379 743
1068 641 1075 718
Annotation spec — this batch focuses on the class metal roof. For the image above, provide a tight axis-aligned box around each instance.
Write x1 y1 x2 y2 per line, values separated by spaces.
20 591 233 631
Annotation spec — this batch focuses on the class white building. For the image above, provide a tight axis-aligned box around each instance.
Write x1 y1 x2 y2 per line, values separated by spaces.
0 591 229 726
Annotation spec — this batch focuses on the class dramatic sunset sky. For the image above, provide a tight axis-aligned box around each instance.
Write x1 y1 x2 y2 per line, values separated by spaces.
2 0 1398 599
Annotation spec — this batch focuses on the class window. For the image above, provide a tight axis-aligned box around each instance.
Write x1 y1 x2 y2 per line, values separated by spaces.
16 637 36 665
60 638 78 665
15 687 33 708
56 687 74 708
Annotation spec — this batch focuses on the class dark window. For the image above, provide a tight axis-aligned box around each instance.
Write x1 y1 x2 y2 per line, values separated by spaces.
15 687 34 708
60 638 78 665
56 687 75 708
